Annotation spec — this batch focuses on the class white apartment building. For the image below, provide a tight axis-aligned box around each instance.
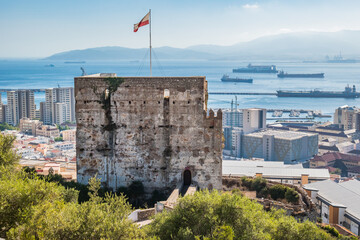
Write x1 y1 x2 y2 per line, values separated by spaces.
243 108 266 134
5 90 35 126
43 87 75 125
62 129 76 141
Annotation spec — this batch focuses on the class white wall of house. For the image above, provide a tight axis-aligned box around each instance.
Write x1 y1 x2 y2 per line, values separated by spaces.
322 203 329 224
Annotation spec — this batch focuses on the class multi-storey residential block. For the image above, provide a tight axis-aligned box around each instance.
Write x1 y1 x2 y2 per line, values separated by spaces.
334 105 360 131
36 125 60 138
5 90 35 126
243 108 266 134
62 129 76 141
43 87 75 125
19 118 42 135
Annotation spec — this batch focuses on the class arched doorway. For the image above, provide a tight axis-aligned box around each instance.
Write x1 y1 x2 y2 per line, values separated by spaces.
183 170 192 185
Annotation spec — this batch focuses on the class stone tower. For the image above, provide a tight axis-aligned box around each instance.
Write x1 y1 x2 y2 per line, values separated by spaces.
75 74 222 192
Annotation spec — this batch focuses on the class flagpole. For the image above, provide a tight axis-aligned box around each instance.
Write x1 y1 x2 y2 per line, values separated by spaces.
149 9 152 77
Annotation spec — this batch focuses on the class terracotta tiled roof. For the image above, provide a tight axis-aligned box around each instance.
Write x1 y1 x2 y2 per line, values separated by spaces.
311 152 360 163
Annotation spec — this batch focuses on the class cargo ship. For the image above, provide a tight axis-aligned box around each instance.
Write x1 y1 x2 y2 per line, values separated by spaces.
277 85 360 98
221 74 253 83
233 64 277 73
64 61 86 64
326 53 357 63
277 71 324 78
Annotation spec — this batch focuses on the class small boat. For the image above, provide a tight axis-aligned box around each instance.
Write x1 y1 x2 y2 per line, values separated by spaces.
221 74 253 83
45 64 55 67
289 110 300 117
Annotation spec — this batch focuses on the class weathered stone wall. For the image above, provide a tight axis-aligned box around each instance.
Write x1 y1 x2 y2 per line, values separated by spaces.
75 76 222 192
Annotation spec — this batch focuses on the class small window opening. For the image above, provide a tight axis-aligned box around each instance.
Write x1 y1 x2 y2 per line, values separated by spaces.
164 89 170 98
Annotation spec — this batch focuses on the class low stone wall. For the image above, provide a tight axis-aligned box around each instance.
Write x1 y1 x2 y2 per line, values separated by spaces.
222 176 318 222
137 208 155 222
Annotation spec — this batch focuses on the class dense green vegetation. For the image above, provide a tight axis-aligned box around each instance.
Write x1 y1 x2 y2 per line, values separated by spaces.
146 190 337 240
56 122 72 131
0 123 18 131
54 136 63 142
0 133 355 239
240 177 299 203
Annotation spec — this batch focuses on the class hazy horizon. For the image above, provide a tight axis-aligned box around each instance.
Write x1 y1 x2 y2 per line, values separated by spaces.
2 0 360 58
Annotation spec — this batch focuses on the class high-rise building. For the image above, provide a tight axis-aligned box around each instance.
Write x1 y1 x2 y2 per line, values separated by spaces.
39 101 45 122
222 109 243 128
54 102 68 125
232 128 243 158
223 108 267 158
43 87 75 125
334 105 360 131
243 108 266 134
1 105 7 123
5 90 35 126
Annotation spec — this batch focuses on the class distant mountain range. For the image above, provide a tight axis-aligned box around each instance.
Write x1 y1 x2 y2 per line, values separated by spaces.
45 30 360 61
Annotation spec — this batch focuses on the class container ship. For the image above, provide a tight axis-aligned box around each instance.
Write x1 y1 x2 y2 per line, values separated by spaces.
277 85 360 98
277 71 324 78
221 74 253 83
233 64 277 73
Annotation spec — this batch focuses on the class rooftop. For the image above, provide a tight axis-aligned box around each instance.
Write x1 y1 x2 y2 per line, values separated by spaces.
304 180 360 220
223 160 329 179
245 129 316 139
311 152 360 163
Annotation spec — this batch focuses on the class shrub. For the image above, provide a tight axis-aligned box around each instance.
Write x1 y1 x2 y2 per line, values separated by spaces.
251 177 267 193
269 184 287 200
241 177 253 189
258 186 269 198
285 188 299 204
321 225 340 238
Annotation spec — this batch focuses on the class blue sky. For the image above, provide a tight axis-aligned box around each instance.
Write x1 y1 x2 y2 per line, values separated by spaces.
1 0 360 58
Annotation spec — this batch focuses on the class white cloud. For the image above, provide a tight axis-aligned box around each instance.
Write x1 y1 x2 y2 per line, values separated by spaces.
243 4 259 9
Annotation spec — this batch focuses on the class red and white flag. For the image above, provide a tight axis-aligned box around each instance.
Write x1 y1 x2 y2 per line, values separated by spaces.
134 12 150 32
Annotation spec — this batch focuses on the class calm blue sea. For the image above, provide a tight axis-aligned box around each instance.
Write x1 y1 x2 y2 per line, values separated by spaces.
1 59 360 120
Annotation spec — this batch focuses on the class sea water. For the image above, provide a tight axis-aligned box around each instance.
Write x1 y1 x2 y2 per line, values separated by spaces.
1 59 360 120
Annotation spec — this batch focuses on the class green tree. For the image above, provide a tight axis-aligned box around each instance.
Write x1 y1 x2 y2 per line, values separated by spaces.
0 171 77 237
54 136 63 142
0 123 18 131
7 177 145 239
0 134 19 169
146 190 334 240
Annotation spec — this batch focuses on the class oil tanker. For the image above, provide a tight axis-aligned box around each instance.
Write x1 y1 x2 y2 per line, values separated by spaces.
277 71 324 78
277 85 360 98
221 74 253 83
233 64 277 73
